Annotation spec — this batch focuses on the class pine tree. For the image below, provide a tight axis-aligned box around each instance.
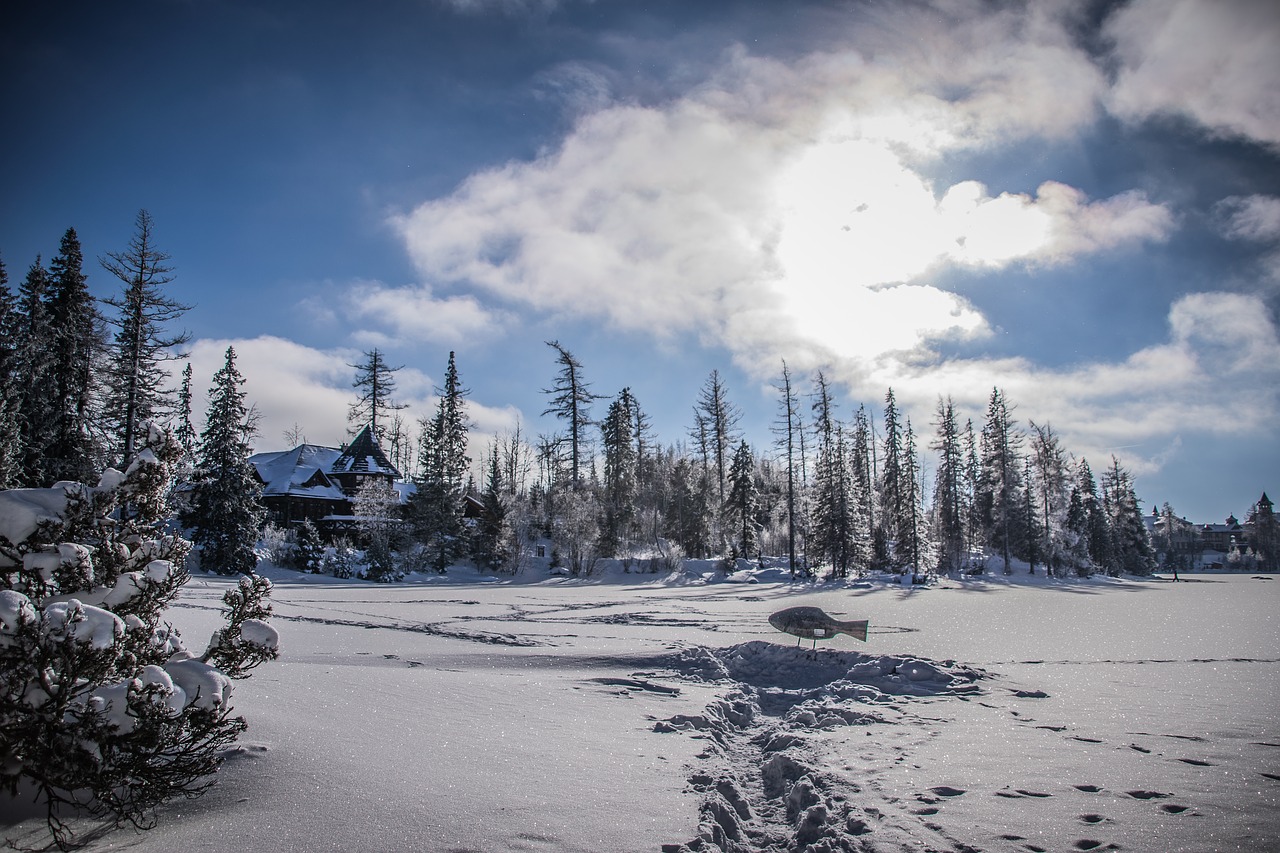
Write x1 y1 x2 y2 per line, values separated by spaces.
409 351 471 572
849 405 875 573
599 389 638 557
899 417 927 574
100 210 191 467
0 257 22 489
726 439 759 560
347 348 406 441
293 518 324 573
15 258 57 486
184 347 265 576
46 228 103 484
542 341 600 486
809 373 856 576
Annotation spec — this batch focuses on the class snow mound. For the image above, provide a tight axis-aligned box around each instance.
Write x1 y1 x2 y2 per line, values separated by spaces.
716 641 975 696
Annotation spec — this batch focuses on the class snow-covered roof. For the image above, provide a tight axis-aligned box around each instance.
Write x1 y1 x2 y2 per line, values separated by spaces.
330 424 402 479
249 444 347 501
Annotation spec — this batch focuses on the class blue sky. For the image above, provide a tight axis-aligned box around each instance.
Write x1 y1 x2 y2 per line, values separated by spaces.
3 0 1278 524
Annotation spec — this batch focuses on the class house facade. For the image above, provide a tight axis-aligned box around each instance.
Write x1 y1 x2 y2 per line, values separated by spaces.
249 424 406 534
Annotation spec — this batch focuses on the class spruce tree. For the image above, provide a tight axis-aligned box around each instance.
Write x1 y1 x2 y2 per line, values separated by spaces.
100 210 191 467
347 348 406 441
1076 458 1111 572
410 351 470 572
15 258 57 486
46 227 103 484
599 389 638 557
185 347 265 576
0 257 21 488
693 370 743 509
978 387 1024 573
175 362 197 457
726 439 759 561
931 396 965 573
1029 421 1071 576
1100 455 1154 576
879 388 906 564
471 448 512 571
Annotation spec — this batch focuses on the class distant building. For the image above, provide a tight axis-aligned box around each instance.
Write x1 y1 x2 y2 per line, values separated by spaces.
249 424 407 534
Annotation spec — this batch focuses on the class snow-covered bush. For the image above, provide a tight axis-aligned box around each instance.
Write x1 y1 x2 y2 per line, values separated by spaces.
0 424 278 850
292 520 324 574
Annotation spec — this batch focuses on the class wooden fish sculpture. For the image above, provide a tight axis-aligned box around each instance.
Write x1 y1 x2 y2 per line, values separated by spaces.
769 606 868 648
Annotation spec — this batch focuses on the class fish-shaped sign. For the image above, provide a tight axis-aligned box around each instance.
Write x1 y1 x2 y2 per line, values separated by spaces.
769 606 868 648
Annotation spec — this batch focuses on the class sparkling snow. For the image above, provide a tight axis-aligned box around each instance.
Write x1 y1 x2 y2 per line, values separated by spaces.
2 567 1277 852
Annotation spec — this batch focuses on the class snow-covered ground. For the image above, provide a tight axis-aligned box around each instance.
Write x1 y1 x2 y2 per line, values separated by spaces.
3 565 1277 852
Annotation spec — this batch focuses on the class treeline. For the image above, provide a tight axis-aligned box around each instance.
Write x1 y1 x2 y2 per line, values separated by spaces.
0 211 195 489
366 343 1159 580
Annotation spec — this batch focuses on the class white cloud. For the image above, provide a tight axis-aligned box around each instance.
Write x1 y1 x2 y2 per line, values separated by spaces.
1106 0 1280 148
1217 195 1280 242
394 4 1170 376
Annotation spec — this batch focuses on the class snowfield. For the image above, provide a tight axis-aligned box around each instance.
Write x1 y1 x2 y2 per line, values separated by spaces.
3 565 1278 852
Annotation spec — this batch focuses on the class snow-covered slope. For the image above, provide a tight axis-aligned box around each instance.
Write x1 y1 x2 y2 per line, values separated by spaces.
3 569 1276 852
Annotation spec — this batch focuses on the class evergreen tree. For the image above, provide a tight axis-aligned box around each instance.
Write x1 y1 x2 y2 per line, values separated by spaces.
293 518 324 574
15 258 57 486
962 418 983 570
1076 458 1111 572
100 210 191 467
175 362 197 457
726 439 759 560
184 347 265 576
849 405 875 573
899 418 927 573
46 228 103 484
0 257 21 488
471 448 512 571
879 387 906 564
542 341 600 485
598 389 638 557
1029 421 1071 576
771 361 802 576
409 351 471 572
931 396 965 573
347 348 406 441
354 477 403 582
809 373 857 576
694 370 743 508
1101 455 1154 576
978 387 1024 573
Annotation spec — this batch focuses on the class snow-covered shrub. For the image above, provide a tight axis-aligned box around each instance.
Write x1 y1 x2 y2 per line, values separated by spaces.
292 520 324 574
323 538 356 579
0 423 278 850
258 522 295 567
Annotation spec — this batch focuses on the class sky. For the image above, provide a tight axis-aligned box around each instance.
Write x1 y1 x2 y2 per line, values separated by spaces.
2 0 1278 524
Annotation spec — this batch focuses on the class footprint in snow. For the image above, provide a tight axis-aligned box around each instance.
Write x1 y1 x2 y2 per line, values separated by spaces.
929 785 966 797
1261 772 1280 781
1126 790 1171 800
1080 814 1106 824
1176 758 1212 766
1130 744 1151 753
1161 804 1191 814
1074 784 1104 793
1069 736 1104 743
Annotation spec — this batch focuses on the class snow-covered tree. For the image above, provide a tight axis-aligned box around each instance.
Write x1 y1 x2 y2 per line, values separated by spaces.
693 369 742 509
184 347 264 576
471 448 513 572
0 424 277 850
292 518 324 574
1029 421 1072 576
347 348 406 442
100 210 191 468
771 361 802 576
978 387 1025 573
1101 455 1154 576
598 389 638 557
354 477 404 582
726 439 759 560
409 351 470 573
931 396 965 573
